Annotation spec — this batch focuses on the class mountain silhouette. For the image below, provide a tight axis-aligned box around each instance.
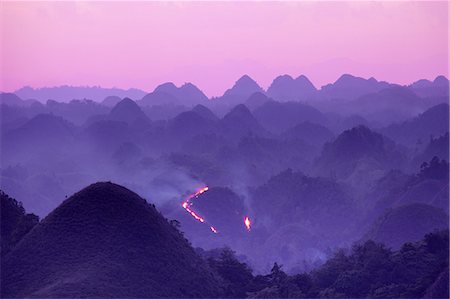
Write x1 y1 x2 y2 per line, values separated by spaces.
220 75 264 105
0 93 37 107
220 104 269 140
45 99 109 125
252 169 357 244
281 121 335 148
177 83 209 103
410 133 449 172
320 74 391 100
314 125 405 179
80 120 135 154
191 104 218 121
167 110 217 142
224 75 263 97
109 97 151 126
382 103 449 147
253 100 326 133
244 92 271 110
364 203 448 249
409 75 449 98
14 86 147 103
102 95 122 107
1 191 39 256
139 90 180 106
140 82 208 107
267 75 317 101
2 114 75 164
346 86 426 124
1 182 221 298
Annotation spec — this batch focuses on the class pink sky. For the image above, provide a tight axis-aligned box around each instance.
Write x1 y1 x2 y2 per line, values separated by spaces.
0 1 448 97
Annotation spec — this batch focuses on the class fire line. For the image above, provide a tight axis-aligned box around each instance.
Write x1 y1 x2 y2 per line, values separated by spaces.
181 186 252 234
181 186 218 234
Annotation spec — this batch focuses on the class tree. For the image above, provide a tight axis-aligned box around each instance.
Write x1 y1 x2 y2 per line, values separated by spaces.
270 262 287 285
208 247 253 298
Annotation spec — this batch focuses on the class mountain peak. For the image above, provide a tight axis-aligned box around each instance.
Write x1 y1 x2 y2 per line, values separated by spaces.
434 75 449 85
226 103 253 118
154 82 177 93
274 74 295 82
111 97 141 112
147 82 207 105
321 74 390 100
102 95 122 107
221 104 268 139
335 73 359 84
55 181 150 213
236 74 257 84
109 98 149 124
267 74 316 101
192 104 218 121
223 75 263 98
180 82 197 90
295 74 317 90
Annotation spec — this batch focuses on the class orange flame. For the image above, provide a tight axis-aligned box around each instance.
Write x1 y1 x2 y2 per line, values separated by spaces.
244 216 251 231
181 186 215 232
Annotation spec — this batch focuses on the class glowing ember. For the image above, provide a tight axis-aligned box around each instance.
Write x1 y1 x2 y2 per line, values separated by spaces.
244 216 251 231
181 186 215 233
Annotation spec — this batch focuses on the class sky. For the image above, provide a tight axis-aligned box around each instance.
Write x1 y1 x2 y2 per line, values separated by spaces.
0 1 448 97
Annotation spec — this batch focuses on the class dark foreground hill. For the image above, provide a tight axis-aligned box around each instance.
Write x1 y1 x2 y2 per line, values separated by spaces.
1 182 221 298
1 191 39 256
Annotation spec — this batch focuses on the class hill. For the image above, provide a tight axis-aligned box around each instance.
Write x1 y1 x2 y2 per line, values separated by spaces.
2 113 76 165
102 95 122 107
253 101 326 134
314 125 405 179
14 85 145 102
167 110 217 142
1 182 221 298
346 86 426 124
46 99 109 125
0 93 37 107
192 104 218 121
14 86 147 102
320 74 391 101
140 82 208 107
409 75 449 98
411 133 449 170
382 103 449 147
364 203 448 249
109 97 151 126
244 92 271 110
219 104 270 140
220 75 264 105
267 75 317 102
281 121 335 148
139 90 180 106
0 191 39 255
252 169 357 240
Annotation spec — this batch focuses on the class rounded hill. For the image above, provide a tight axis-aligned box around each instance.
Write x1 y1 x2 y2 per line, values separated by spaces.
1 182 221 298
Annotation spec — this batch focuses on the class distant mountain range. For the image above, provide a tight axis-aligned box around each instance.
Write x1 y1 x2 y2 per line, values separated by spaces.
13 86 147 103
5 74 448 107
